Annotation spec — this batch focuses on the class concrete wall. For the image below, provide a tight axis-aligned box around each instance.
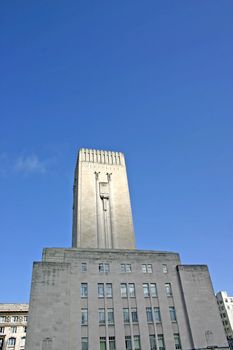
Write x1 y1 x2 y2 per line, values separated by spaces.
178 265 228 349
25 248 229 350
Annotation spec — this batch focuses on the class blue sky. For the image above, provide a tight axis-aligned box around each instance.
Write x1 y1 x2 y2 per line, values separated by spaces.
0 1 232 302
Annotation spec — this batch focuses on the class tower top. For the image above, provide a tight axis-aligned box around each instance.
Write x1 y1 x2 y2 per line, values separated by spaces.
78 148 125 166
72 148 135 250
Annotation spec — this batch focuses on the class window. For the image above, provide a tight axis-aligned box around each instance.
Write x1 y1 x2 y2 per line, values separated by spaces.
20 337 26 347
10 327 17 333
98 283 104 298
106 283 112 298
81 309 88 325
158 335 165 350
174 334 182 350
146 307 153 322
0 328 4 334
162 264 168 274
121 264 132 272
169 307 177 322
11 316 18 323
131 308 138 323
99 263 110 273
109 337 116 350
120 283 127 297
154 307 161 322
23 316 28 322
134 335 141 350
151 283 157 297
126 264 131 272
149 335 156 350
143 283 150 297
147 264 153 273
100 337 106 350
81 283 88 298
81 337 88 350
141 264 152 273
141 264 147 273
165 283 172 297
123 308 130 323
99 309 105 324
24 327 27 333
129 283 135 297
7 337 16 346
81 263 87 272
42 338 52 350
107 309 114 324
0 317 6 323
98 283 112 298
125 336 132 350
121 283 135 297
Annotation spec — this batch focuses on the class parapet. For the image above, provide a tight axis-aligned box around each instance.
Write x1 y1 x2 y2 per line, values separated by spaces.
78 148 125 166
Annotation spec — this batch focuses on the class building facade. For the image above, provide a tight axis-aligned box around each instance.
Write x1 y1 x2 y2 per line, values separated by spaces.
216 291 233 347
0 304 28 350
25 148 229 350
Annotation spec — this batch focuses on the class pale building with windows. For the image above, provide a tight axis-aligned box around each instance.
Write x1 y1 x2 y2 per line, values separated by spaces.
25 148 229 350
216 291 233 345
0 304 28 350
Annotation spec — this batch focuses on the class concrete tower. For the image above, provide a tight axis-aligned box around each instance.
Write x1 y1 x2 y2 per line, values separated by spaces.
25 148 229 350
72 149 135 249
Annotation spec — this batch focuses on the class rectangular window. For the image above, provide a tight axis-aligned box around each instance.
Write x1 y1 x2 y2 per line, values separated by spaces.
146 307 153 322
121 264 132 272
81 283 88 298
169 307 177 322
162 264 168 274
141 264 147 273
98 283 104 298
109 336 116 350
99 263 110 273
11 316 18 323
107 309 114 324
131 308 138 323
165 283 172 297
24 327 27 333
123 308 130 323
99 308 105 324
141 264 153 273
125 336 132 350
143 283 150 297
129 283 135 297
10 327 17 333
158 334 165 350
81 309 88 325
0 327 4 334
134 335 141 350
106 283 113 298
174 334 182 350
100 337 106 350
82 337 88 350
126 264 132 272
147 264 153 273
0 317 6 323
120 283 127 297
20 337 26 347
149 335 156 350
151 283 157 297
154 307 161 322
23 316 28 322
81 263 87 272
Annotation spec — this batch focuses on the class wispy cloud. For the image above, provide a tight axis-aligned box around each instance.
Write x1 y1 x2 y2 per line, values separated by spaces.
0 153 54 176
15 155 47 174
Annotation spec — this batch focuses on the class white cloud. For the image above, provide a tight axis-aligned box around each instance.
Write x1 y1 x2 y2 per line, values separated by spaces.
15 155 47 174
